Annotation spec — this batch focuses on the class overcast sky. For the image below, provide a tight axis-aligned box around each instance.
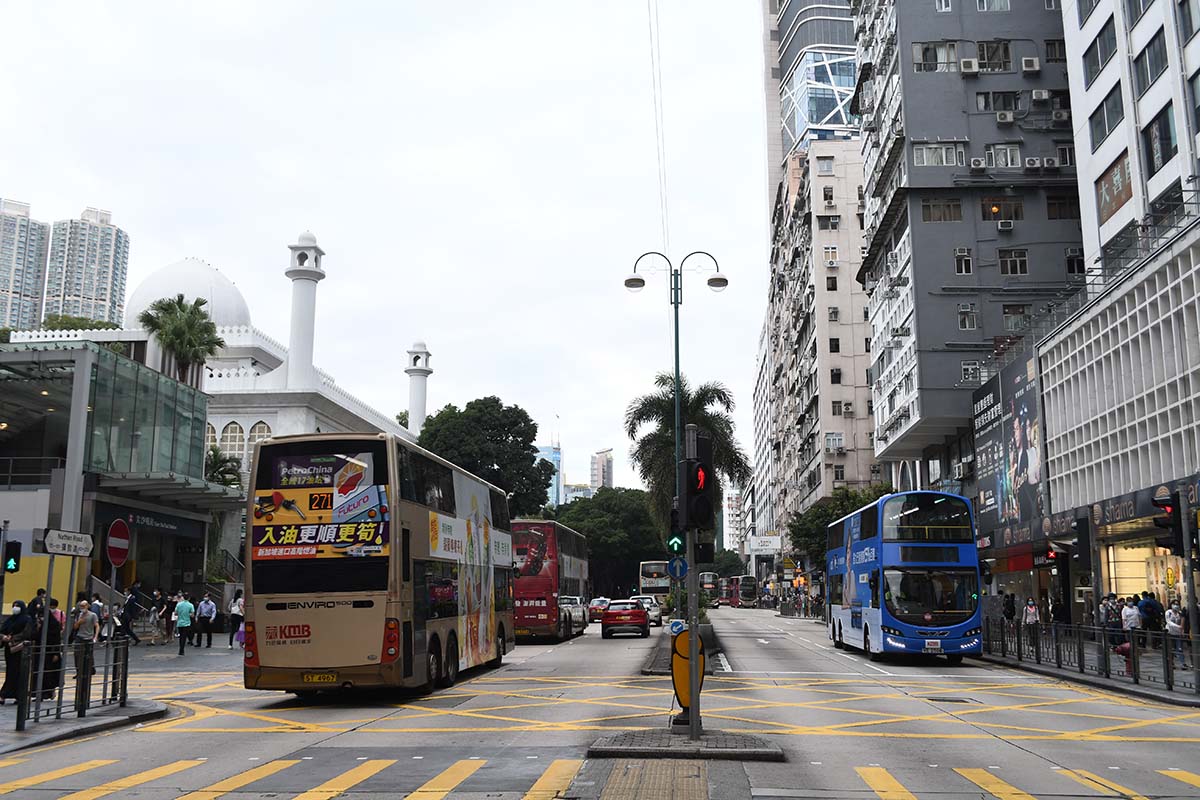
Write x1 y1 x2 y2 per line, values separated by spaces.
1 2 770 490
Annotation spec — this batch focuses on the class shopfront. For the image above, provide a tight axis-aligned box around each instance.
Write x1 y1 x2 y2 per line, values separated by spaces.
88 500 208 595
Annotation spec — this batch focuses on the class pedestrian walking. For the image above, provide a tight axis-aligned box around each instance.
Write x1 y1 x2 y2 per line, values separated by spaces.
149 590 166 645
174 594 195 656
1102 593 1122 642
1166 600 1187 668
197 594 217 648
1121 597 1141 647
228 590 245 649
0 601 32 705
27 589 46 621
120 590 140 645
39 607 63 701
72 600 98 679
163 591 178 643
1021 597 1040 654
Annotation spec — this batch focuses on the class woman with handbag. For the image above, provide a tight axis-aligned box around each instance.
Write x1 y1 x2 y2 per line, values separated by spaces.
0 601 32 704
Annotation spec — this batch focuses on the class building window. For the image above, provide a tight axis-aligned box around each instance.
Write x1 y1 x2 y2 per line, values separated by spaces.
1078 0 1101 23
955 249 973 274
871 463 882 477
205 423 217 453
830 337 841 353
817 156 835 175
1133 30 1169 96
977 41 1012 71
1045 0 1060 7
829 306 840 321
982 197 1024 220
1089 84 1125 150
921 198 963 221
1066 249 1086 274
817 215 841 230
1142 102 1178 176
219 421 246 464
1047 195 1081 219
823 245 839 261
1125 0 1154 24
985 143 1022 168
999 248 1029 275
825 432 844 449
936 0 952 10
914 143 966 166
863 306 869 321
913 41 959 72
1056 142 1076 165
1003 303 1031 331
834 464 846 481
248 420 272 449
827 276 838 290
823 186 834 203
832 400 843 416
978 0 1010 9
831 368 843 384
961 360 981 382
1046 40 1067 62
1083 18 1117 87
958 303 979 330
977 91 1023 111
1190 72 1200 129
865 338 872 351
1182 0 1199 39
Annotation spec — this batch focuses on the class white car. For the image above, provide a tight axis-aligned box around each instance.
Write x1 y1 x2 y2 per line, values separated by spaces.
630 595 663 626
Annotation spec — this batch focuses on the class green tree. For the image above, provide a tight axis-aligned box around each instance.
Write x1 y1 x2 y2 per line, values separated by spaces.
787 485 893 567
0 329 9 344
41 314 122 331
554 487 661 597
395 410 409 429
137 294 225 382
624 373 752 536
713 548 746 578
205 446 243 488
418 396 554 516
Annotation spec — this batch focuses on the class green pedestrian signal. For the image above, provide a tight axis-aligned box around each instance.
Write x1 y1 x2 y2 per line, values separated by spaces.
667 534 684 555
3 541 21 573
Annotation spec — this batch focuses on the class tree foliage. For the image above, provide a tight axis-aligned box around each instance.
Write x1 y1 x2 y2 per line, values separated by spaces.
205 446 243 488
553 487 661 598
395 410 409 429
42 314 121 331
418 396 553 517
713 548 746 578
625 373 752 537
137 295 225 381
787 485 894 568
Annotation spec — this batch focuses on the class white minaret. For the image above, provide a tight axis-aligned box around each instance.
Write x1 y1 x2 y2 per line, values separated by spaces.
406 341 433 435
285 231 325 389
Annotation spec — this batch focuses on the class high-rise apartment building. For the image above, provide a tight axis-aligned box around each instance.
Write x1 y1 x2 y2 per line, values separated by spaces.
589 448 613 490
852 0 1085 490
763 0 858 192
43 208 130 325
765 143 880 533
751 318 775 542
0 199 50 330
536 444 564 507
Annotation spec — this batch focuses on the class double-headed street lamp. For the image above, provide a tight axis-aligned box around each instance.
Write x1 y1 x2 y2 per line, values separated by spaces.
625 250 728 740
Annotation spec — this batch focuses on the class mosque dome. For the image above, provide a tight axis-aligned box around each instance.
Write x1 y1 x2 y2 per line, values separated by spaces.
125 257 252 329
297 231 318 246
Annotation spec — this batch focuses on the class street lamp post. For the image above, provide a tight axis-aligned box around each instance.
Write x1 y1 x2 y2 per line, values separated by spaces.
626 250 728 741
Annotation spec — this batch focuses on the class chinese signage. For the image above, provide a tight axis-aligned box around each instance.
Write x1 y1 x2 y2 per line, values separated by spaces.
748 534 783 554
1095 151 1133 225
251 520 389 560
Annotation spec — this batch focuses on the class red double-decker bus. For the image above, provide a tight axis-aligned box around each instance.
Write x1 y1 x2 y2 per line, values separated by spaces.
511 520 589 641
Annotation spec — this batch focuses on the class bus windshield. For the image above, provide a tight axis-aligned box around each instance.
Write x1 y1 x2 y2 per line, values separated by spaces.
739 576 757 600
883 568 978 625
882 494 973 542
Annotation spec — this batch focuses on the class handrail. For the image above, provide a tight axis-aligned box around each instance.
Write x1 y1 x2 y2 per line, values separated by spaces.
0 457 65 488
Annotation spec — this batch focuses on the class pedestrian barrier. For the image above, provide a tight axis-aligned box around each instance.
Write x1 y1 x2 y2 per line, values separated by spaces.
14 637 129 731
983 617 1200 695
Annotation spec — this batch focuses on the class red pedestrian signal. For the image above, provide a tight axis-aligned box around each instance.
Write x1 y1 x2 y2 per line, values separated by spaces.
681 459 715 531
1152 490 1185 556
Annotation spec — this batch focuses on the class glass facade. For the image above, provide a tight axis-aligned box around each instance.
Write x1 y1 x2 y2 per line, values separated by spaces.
781 51 858 151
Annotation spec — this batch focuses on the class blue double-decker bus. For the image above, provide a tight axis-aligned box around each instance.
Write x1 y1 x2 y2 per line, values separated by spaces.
826 491 983 663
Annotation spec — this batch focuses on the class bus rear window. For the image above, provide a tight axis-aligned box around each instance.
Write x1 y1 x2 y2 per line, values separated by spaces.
252 558 388 594
883 495 973 542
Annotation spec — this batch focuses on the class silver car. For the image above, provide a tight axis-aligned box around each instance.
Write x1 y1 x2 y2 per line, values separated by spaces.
630 595 663 626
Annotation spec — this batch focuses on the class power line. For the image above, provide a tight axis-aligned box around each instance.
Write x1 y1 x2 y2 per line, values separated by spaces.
646 0 670 255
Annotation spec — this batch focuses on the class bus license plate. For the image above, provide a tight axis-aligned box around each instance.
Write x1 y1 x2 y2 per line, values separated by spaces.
923 640 942 651
515 628 532 636
302 672 338 684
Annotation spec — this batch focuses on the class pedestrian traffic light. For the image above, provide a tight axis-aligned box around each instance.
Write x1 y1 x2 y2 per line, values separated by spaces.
3 541 20 573
682 459 715 530
1070 516 1092 571
1152 490 1185 556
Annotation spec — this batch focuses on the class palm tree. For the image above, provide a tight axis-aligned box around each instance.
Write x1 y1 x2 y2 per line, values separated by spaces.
137 294 225 384
624 372 752 535
205 446 243 488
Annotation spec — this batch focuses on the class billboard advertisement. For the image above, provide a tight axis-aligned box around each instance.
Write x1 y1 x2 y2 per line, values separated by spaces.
972 355 1048 549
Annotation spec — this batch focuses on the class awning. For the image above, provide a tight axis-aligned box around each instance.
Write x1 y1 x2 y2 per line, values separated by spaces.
97 472 245 512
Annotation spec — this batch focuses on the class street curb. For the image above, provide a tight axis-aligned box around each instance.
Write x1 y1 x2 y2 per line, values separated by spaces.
587 731 785 762
980 655 1200 707
0 701 169 754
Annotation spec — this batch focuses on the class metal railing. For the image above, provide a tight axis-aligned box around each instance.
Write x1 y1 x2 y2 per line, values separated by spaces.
983 617 1200 694
0 458 65 488
14 638 129 731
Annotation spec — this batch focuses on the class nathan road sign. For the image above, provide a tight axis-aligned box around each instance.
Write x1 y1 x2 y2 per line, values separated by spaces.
43 529 94 558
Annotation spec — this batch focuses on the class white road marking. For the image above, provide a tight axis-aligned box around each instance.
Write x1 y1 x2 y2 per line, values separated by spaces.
757 638 771 645
715 653 732 672
861 661 893 675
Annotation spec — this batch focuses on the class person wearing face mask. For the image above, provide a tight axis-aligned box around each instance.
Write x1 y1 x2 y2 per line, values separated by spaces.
1121 597 1142 646
72 600 98 679
0 601 32 704
1021 597 1040 655
1165 600 1187 669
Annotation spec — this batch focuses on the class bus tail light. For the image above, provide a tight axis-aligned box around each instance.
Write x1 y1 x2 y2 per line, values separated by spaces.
382 618 400 664
244 622 260 667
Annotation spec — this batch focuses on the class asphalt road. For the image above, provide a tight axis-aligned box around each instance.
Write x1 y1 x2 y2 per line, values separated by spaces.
1 609 1198 798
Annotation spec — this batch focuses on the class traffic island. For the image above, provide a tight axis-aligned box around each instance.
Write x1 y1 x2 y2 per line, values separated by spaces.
587 729 785 761
641 624 720 675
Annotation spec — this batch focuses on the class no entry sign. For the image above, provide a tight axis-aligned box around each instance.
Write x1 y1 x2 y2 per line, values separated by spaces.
107 519 130 568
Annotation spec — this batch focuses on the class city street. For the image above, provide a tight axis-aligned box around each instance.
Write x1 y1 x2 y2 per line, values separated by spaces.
1 608 1199 797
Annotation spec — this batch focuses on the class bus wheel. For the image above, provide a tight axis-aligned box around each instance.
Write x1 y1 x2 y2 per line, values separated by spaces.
946 654 964 665
440 637 459 688
489 629 505 668
833 626 843 649
421 641 441 694
865 629 882 662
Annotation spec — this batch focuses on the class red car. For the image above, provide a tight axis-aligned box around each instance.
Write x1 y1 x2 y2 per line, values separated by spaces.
588 597 610 623
601 599 650 639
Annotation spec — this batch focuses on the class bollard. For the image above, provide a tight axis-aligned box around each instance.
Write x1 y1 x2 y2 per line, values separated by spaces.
1101 626 1111 678
14 647 31 732
1076 625 1085 675
1053 624 1061 668
1015 623 1022 662
1130 634 1139 684
118 641 129 707
1164 632 1173 691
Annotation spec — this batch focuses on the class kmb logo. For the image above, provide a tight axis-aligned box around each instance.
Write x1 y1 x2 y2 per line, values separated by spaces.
265 624 311 641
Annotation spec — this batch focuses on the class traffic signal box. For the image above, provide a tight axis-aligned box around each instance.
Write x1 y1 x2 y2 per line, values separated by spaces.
680 435 715 532
1152 490 1185 556
3 541 21 573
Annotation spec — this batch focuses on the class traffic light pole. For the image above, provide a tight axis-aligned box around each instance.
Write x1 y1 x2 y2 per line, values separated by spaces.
1182 495 1200 684
685 425 702 740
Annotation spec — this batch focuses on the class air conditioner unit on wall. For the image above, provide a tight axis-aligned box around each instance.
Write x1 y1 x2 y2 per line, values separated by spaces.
996 111 1014 124
843 404 854 416
1052 109 1071 123
1067 247 1083 256
960 58 980 74
970 158 987 172
1021 57 1040 73
826 260 839 268
1024 157 1042 170
1031 89 1051 102
1042 157 1061 170
998 219 1015 231
955 247 971 256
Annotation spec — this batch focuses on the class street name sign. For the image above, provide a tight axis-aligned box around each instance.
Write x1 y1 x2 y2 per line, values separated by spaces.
43 529 94 558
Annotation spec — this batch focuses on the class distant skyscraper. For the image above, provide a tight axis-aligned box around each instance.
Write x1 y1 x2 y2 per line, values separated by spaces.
0 199 50 330
536 444 564 507
43 208 130 324
590 448 613 490
563 483 594 504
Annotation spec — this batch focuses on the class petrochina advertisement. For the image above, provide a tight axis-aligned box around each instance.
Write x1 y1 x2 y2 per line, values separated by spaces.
251 452 390 560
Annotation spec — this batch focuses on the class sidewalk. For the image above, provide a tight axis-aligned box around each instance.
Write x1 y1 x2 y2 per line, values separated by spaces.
0 698 167 754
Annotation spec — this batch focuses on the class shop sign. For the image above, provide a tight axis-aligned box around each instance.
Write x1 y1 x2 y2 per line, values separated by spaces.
1095 151 1133 225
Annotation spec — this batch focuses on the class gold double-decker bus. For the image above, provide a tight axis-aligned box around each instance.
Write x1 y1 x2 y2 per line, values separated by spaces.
243 433 515 693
